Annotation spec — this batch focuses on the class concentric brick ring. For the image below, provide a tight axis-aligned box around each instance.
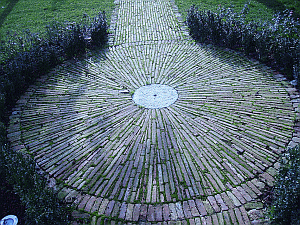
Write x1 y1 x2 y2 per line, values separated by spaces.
14 41 294 221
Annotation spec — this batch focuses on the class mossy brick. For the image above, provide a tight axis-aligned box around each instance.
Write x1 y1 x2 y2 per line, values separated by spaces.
240 206 251 224
226 191 241 207
72 210 91 219
57 187 72 200
215 194 229 211
244 202 263 210
125 203 134 221
202 200 214 215
188 200 200 217
228 208 238 225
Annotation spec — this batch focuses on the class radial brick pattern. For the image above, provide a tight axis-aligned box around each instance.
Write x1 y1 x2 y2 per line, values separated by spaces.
7 0 299 224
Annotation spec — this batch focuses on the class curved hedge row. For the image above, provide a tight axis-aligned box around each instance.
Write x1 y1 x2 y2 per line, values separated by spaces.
0 12 108 225
269 145 300 225
187 5 300 87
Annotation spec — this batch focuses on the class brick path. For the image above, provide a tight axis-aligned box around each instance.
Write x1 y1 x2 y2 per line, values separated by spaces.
7 0 300 224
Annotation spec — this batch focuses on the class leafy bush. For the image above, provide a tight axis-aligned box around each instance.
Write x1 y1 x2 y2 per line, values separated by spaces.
187 5 300 87
269 145 300 225
89 12 108 47
0 144 71 225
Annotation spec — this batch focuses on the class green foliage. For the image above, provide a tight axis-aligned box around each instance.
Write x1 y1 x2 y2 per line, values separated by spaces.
0 144 71 224
90 12 108 47
269 145 300 225
187 4 300 85
0 121 6 144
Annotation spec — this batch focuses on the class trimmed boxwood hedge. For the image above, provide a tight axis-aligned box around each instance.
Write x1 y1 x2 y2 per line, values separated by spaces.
187 4 300 88
0 12 108 225
269 145 300 225
0 144 71 224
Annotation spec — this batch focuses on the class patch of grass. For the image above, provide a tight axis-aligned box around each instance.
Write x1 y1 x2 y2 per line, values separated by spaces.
0 0 115 40
175 0 300 22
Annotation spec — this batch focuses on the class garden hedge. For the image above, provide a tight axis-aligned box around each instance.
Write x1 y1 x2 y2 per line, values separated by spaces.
269 145 300 224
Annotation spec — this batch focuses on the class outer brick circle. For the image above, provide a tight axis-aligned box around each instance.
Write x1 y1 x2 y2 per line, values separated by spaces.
8 41 297 222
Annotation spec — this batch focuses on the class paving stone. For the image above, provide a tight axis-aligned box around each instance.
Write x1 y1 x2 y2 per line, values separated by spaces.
228 208 238 225
240 206 251 224
132 203 141 222
247 181 262 196
259 172 275 186
78 195 90 210
111 201 121 218
215 194 229 211
188 200 200 217
207 196 221 213
227 191 242 207
125 203 134 221
85 196 96 212
244 202 264 210
140 204 148 222
118 202 128 220
182 201 192 219
169 203 178 221
222 211 231 225
203 200 214 215
248 209 263 221
163 204 171 221
105 200 115 216
155 205 163 222
241 183 258 199
175 202 185 220
234 207 245 225
195 199 207 216
98 199 110 215
147 205 156 221
72 210 90 219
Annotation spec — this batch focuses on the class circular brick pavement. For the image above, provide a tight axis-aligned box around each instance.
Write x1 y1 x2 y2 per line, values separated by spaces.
7 0 300 224
8 41 297 223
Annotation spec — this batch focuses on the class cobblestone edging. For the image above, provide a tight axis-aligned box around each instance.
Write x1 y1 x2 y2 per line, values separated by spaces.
7 0 300 224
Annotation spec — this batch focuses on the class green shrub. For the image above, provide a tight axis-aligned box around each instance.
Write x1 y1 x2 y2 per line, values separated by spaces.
0 144 71 224
269 145 300 225
187 5 300 87
90 12 108 47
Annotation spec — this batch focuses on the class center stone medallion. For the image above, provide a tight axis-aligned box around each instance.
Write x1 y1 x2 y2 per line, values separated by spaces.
132 84 178 109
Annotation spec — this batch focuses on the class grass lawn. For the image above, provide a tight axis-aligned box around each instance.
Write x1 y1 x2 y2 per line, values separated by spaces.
1 0 299 40
0 0 115 40
175 0 300 22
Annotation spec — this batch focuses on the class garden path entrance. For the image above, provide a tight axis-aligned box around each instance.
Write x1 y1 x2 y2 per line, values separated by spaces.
8 0 300 224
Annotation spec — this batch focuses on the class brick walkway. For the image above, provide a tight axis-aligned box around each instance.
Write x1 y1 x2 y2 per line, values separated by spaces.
7 0 300 224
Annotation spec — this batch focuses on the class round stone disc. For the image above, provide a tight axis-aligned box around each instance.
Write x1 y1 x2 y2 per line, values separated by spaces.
132 84 178 109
